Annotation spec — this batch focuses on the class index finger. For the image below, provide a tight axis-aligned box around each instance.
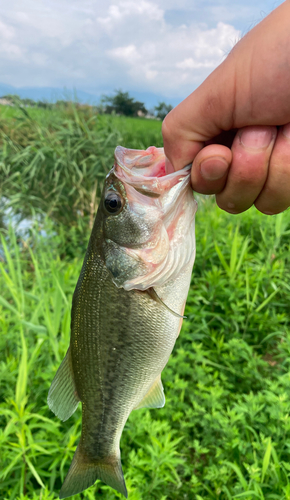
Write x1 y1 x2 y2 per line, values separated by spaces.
162 65 233 170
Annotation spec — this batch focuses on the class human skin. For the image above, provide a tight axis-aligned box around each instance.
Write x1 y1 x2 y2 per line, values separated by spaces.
162 0 290 215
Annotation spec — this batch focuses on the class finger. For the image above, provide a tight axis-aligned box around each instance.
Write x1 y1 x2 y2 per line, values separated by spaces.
162 2 290 173
216 126 277 213
204 129 238 149
162 111 205 171
190 144 232 194
255 123 290 214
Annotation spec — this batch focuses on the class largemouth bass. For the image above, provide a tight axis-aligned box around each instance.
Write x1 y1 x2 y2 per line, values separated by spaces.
48 145 197 498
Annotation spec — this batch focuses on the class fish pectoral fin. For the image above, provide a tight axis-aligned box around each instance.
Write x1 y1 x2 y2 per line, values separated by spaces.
134 375 165 410
47 346 80 422
59 445 127 499
147 287 187 319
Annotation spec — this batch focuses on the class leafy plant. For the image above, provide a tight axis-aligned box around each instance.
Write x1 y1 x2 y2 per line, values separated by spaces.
101 90 147 117
0 104 162 242
154 102 173 120
1 108 290 499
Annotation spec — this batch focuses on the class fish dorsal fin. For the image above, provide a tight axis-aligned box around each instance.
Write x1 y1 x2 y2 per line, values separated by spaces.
47 346 80 422
147 287 186 319
134 375 165 410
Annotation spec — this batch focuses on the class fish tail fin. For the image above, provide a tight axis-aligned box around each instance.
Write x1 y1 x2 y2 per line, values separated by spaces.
59 445 128 499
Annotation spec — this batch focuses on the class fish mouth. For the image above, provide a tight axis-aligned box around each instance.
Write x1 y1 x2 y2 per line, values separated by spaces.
115 145 166 177
109 146 196 292
113 146 191 196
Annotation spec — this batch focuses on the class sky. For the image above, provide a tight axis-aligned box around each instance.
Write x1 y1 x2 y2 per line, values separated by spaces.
0 0 285 107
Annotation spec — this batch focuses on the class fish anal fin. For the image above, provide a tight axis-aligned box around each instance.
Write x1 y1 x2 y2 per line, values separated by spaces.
59 445 127 499
47 346 80 422
134 375 165 410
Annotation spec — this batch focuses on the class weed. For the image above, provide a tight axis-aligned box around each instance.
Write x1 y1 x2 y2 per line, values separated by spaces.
1 109 290 499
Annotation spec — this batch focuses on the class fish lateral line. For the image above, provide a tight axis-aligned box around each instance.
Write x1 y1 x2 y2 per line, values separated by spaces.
147 287 187 319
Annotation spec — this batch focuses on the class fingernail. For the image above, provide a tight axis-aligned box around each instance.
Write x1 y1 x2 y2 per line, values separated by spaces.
240 128 273 149
200 157 229 180
282 123 290 139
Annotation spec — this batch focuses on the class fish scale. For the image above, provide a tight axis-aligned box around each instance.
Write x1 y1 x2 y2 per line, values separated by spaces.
47 146 197 498
73 242 175 460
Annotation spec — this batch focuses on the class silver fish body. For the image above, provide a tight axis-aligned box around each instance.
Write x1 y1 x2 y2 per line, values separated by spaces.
48 146 197 498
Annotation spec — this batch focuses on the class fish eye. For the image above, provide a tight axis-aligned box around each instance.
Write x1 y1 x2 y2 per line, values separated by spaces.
104 191 123 215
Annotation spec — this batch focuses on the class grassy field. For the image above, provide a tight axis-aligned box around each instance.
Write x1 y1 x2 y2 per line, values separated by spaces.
1 105 290 500
0 104 162 147
0 104 162 233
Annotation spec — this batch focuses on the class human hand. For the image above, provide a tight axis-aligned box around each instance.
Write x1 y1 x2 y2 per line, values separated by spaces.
162 1 290 215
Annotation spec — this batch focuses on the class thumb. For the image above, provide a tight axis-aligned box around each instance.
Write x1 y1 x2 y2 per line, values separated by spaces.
162 0 290 171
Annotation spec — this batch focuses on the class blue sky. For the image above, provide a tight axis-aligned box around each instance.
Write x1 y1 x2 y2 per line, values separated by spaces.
0 0 284 107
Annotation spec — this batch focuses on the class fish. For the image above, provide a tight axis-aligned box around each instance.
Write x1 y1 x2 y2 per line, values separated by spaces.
47 145 197 499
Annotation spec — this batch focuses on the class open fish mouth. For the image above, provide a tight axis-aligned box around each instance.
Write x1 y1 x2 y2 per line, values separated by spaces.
115 145 167 177
114 145 191 197
108 146 197 292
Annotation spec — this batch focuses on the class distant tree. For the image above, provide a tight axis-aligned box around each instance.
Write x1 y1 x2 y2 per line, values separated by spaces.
154 102 173 120
55 100 71 108
2 94 22 105
2 94 19 100
101 90 147 117
35 100 52 109
1 95 37 107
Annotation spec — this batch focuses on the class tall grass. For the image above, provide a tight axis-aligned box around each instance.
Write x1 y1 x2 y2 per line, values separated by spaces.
0 104 162 230
1 200 290 499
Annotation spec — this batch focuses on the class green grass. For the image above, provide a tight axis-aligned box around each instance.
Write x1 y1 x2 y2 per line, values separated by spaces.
1 105 290 499
0 104 162 232
1 200 290 500
0 104 162 147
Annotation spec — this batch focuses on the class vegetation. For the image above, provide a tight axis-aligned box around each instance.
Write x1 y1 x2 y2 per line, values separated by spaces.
0 91 173 120
1 104 290 499
101 90 148 117
0 103 162 244
154 102 173 121
0 95 67 110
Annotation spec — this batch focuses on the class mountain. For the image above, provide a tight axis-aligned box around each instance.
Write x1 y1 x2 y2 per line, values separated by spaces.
0 83 180 109
0 83 99 105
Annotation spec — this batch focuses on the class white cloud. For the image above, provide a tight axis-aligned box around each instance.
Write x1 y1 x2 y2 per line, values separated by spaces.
104 15 240 95
109 45 141 64
176 58 214 70
0 19 15 40
98 0 164 26
0 0 283 103
0 19 23 60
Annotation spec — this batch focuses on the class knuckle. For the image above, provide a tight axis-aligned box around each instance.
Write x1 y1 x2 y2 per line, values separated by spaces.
161 115 173 141
162 109 182 143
